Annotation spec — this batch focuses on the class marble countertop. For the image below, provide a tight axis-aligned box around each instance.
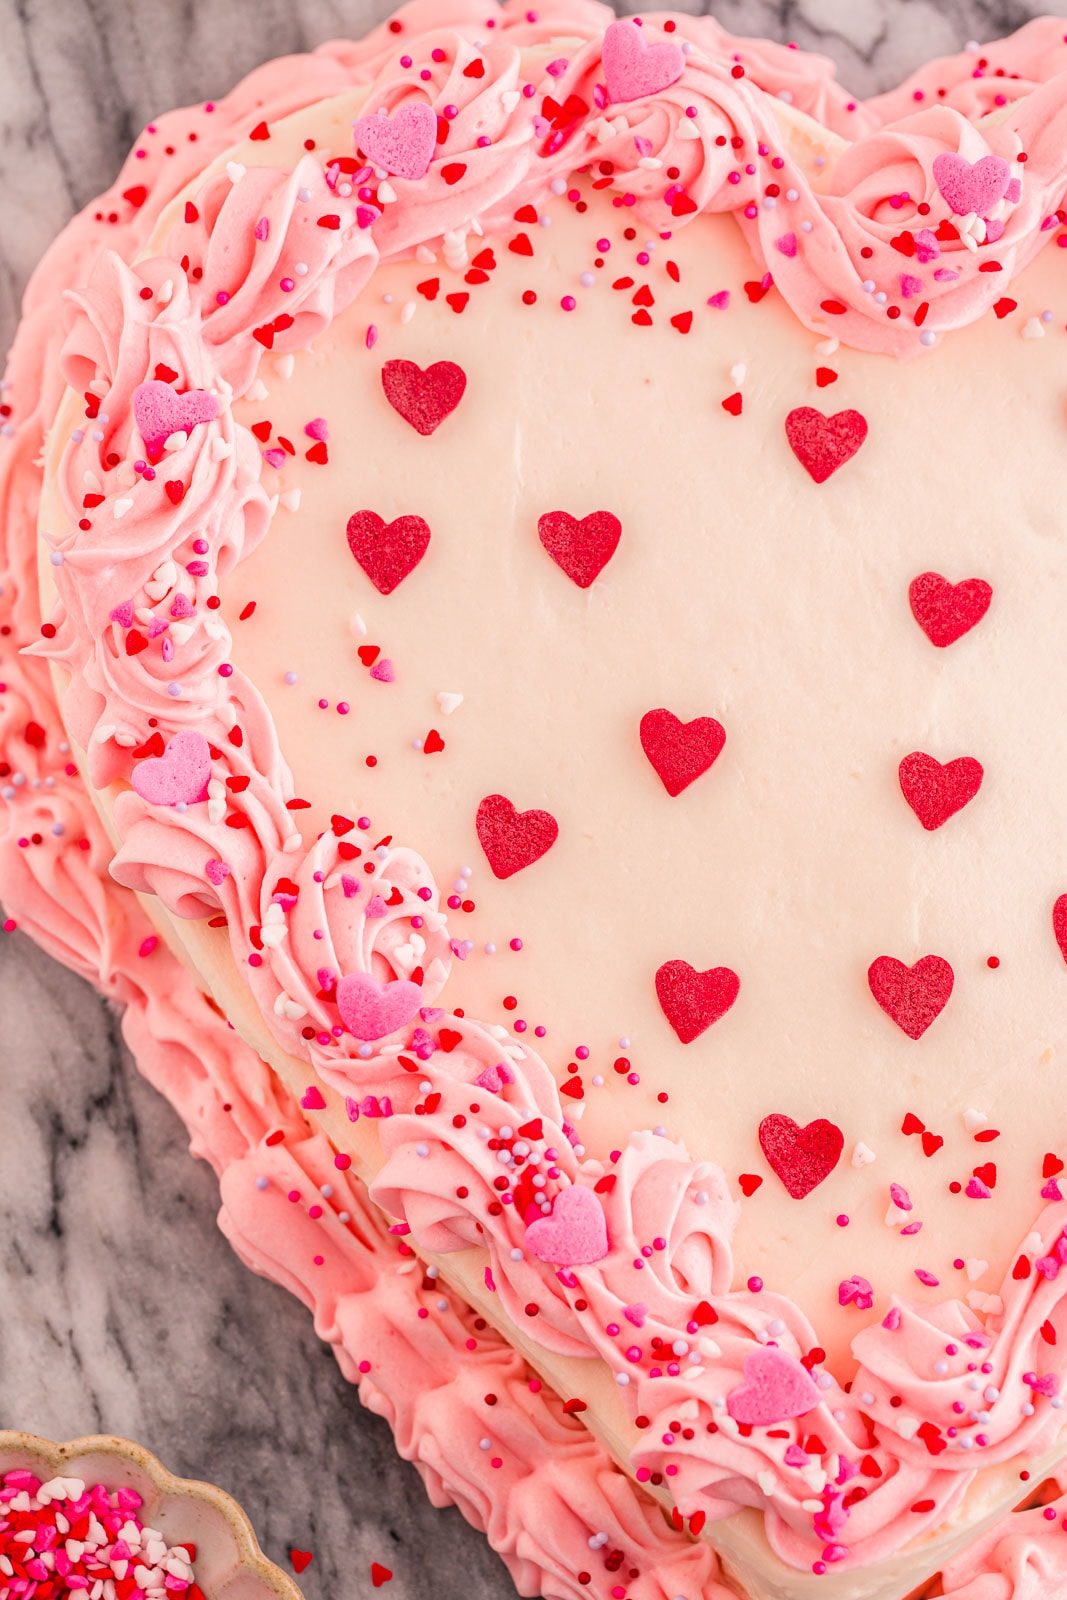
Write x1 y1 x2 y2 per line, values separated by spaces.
1 1 1064 1596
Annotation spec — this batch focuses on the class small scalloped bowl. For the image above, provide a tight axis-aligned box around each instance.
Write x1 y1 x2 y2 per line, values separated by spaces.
0 1431 304 1600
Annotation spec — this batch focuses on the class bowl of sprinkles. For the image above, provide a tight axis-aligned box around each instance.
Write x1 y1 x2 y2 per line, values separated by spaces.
0 1432 304 1600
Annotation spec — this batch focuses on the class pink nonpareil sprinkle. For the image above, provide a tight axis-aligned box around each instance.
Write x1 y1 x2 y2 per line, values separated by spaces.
138 935 159 957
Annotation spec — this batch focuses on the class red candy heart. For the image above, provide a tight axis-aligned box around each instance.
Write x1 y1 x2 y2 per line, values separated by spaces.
346 510 430 594
867 954 954 1039
381 359 467 435
370 1562 393 1588
758 1114 844 1198
537 510 621 588
655 960 740 1043
898 752 983 830
290 1551 314 1576
785 406 868 483
640 708 725 796
1053 894 1067 964
476 793 558 878
909 572 992 647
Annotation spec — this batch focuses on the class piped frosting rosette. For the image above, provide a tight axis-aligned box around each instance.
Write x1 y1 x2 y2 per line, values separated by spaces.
351 33 556 259
164 155 379 392
866 16 1067 126
758 101 1039 351
372 1013 602 1359
543 26 774 219
852 1207 1067 1469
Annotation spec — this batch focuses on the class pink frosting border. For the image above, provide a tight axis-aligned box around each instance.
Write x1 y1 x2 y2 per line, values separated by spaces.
10 0 1067 1582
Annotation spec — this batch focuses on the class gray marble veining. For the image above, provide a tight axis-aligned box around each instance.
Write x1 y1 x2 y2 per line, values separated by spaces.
1 1 1064 1596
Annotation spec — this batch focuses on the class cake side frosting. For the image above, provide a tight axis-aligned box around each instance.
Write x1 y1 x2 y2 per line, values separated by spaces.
16 1 1067 1590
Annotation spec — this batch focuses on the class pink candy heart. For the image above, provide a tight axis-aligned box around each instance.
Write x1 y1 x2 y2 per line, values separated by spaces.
524 1184 609 1266
336 970 422 1041
932 152 1011 218
602 19 685 105
132 380 219 458
726 1348 821 1427
353 102 437 182
204 858 230 886
131 730 211 807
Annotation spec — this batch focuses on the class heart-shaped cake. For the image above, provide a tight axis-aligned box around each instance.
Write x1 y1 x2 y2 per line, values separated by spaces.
11 7 1067 1600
